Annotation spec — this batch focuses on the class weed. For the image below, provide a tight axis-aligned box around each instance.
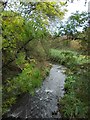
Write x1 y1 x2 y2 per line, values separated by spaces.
49 49 90 118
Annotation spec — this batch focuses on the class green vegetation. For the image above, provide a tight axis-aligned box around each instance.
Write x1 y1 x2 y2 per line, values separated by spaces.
3 62 43 113
2 9 51 114
50 49 89 67
1 0 89 118
55 11 88 39
49 49 90 118
54 11 88 54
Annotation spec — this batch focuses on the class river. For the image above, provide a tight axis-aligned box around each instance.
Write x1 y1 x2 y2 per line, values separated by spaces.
3 64 66 119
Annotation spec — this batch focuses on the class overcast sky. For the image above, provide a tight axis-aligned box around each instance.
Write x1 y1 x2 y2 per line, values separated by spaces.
49 0 89 34
5 0 89 34
64 0 89 19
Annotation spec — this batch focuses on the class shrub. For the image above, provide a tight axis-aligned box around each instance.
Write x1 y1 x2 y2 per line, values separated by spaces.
2 63 42 114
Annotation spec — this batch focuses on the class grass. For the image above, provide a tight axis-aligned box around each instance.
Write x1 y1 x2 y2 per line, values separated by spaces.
49 49 90 118
49 49 89 67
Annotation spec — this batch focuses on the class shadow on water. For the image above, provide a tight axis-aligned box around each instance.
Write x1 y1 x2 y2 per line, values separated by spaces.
2 64 66 119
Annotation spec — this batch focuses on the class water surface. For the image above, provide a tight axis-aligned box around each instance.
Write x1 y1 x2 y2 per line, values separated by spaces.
6 65 66 119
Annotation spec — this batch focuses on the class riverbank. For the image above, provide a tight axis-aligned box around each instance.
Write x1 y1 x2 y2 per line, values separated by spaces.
3 64 66 119
49 49 90 118
2 59 51 115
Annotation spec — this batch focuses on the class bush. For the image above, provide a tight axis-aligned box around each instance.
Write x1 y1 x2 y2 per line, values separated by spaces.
2 63 42 114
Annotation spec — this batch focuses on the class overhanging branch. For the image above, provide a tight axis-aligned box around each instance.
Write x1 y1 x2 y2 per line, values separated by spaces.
2 37 34 68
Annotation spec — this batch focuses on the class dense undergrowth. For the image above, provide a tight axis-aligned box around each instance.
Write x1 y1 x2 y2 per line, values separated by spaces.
2 59 51 114
49 49 90 118
2 11 51 115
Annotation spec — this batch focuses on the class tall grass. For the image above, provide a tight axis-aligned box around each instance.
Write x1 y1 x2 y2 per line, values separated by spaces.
49 49 89 68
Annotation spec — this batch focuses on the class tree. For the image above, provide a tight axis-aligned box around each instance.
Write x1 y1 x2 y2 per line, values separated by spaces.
4 0 67 19
2 10 48 68
55 11 88 40
2 0 68 68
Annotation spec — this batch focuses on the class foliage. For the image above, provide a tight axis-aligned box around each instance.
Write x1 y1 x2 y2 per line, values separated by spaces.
49 49 90 118
2 62 42 113
49 49 89 68
2 10 48 66
80 27 90 54
5 1 67 20
1 0 89 118
2 10 50 115
54 11 88 40
53 11 88 54
60 93 88 118
61 65 89 118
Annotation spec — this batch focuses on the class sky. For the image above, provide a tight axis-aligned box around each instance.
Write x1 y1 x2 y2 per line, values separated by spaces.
49 0 89 34
5 0 90 34
64 0 89 19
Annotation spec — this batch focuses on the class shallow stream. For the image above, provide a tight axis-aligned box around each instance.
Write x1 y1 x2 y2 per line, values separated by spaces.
5 64 66 119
